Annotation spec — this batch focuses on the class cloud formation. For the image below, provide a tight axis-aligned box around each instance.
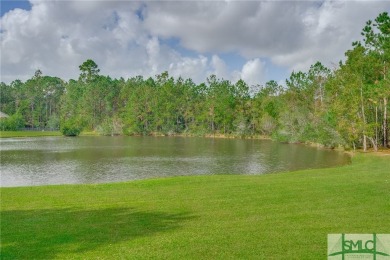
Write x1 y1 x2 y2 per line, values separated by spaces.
1 1 389 85
238 59 266 87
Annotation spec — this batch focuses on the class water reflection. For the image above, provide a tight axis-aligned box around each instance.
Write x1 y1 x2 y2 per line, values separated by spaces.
0 136 350 187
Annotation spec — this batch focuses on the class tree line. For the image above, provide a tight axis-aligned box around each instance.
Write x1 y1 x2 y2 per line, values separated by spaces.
1 12 389 151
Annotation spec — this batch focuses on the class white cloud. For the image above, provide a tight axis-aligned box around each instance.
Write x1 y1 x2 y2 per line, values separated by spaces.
146 37 161 75
233 58 266 86
272 1 390 72
169 55 209 83
1 0 389 84
210 55 228 79
0 1 211 83
144 2 309 56
143 1 390 73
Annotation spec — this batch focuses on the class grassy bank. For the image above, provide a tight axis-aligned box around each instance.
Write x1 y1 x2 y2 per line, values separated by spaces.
0 130 62 138
0 131 100 138
1 154 389 259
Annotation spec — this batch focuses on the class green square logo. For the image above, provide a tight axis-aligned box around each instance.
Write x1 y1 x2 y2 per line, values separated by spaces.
328 234 390 259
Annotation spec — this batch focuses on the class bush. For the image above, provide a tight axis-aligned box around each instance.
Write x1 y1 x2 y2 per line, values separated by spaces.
259 114 277 135
47 114 60 130
96 117 123 136
0 114 25 131
272 130 291 143
60 119 83 136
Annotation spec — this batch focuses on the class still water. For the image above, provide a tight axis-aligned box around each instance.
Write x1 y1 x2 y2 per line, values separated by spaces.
0 136 350 187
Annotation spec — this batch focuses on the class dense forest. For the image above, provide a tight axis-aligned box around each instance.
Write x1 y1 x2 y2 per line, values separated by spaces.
1 13 389 151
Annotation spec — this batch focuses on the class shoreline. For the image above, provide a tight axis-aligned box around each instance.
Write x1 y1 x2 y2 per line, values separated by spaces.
1 153 388 259
2 130 389 156
0 130 62 138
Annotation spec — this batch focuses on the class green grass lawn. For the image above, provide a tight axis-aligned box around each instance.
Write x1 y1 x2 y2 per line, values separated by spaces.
0 130 62 138
1 154 389 259
0 131 100 138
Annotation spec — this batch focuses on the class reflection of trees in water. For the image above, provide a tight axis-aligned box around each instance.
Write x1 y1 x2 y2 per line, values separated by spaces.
0 137 350 186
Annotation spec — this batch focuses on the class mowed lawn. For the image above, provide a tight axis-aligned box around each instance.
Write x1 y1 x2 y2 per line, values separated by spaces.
0 131 98 138
1 154 389 259
0 131 62 138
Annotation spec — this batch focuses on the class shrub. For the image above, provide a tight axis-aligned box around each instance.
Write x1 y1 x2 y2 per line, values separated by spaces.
60 119 83 136
0 114 25 131
47 114 60 130
272 130 291 143
96 117 123 136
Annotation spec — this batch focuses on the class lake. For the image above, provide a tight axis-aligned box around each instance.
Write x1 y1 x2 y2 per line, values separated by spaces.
0 136 350 187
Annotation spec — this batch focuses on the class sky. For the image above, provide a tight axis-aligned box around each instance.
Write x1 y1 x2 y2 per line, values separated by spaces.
1 0 389 86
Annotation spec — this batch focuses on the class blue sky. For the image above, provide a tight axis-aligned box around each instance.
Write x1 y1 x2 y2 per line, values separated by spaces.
1 1 389 85
1 0 31 16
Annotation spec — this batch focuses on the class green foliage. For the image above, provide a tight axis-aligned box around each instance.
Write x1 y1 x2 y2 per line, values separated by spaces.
0 113 25 131
60 118 83 136
46 114 60 130
79 59 100 83
0 13 389 149
272 129 291 143
96 117 123 136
